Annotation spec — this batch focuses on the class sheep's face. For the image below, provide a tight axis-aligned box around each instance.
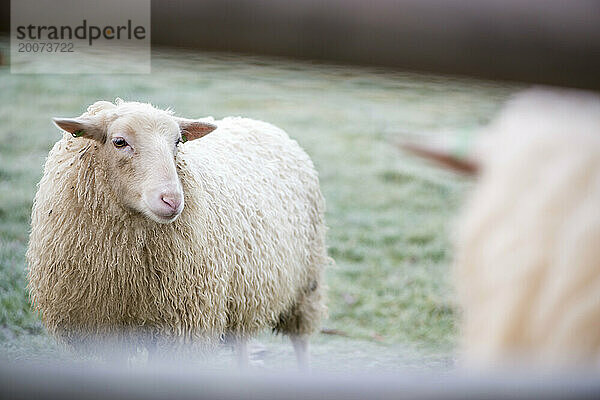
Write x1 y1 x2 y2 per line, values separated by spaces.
102 112 187 224
52 100 216 224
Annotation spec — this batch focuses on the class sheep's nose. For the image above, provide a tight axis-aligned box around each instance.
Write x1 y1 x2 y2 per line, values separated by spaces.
144 188 184 222
161 193 182 213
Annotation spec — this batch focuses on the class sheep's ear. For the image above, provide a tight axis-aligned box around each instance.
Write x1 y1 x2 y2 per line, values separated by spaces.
400 142 479 175
52 117 105 143
176 118 217 142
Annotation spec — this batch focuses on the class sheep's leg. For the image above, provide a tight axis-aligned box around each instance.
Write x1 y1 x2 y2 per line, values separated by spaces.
145 339 159 364
291 335 309 371
104 340 132 367
235 337 250 369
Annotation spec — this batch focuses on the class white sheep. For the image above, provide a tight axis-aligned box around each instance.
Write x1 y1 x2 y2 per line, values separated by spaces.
400 88 600 368
26 99 329 368
455 89 600 368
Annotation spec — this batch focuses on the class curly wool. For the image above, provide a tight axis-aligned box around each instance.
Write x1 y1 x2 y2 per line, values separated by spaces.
455 89 600 367
27 111 329 350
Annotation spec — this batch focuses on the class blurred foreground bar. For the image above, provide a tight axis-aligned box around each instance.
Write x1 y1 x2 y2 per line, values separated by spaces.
149 0 600 90
1 360 600 400
0 0 598 88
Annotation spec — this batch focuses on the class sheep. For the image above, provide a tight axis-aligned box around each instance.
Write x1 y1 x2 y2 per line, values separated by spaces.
26 99 329 368
401 88 600 368
454 89 600 368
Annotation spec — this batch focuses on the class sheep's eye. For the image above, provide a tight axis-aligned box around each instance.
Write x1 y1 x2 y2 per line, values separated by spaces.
175 138 181 147
112 138 128 148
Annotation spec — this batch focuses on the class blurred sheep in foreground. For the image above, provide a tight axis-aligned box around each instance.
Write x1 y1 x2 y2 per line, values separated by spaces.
457 89 600 368
406 88 600 368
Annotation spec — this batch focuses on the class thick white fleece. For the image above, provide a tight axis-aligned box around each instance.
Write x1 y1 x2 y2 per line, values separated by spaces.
27 103 329 352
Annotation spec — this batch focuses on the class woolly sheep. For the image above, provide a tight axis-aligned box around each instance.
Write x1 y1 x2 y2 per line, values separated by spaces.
454 89 600 368
26 99 329 368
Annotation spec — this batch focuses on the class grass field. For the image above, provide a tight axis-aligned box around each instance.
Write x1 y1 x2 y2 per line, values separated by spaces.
0 41 519 370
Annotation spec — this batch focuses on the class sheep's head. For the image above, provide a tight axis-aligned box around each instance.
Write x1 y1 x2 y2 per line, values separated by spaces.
52 99 216 223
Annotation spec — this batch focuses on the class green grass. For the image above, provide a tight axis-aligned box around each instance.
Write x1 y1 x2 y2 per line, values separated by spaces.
0 40 519 368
